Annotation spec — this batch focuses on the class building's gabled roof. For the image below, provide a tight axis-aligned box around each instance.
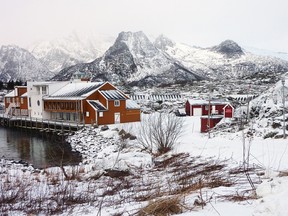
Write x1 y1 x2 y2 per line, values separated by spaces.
4 90 16 97
87 100 107 111
46 82 104 99
99 90 127 100
223 103 234 109
126 99 140 110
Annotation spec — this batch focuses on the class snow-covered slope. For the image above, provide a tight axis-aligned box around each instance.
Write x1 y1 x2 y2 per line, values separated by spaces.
0 45 53 81
250 73 288 120
30 32 113 73
244 46 288 62
155 35 288 80
52 31 203 86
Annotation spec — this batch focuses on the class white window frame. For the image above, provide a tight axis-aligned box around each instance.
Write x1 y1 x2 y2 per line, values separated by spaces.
21 98 24 104
7 98 10 103
99 112 103 117
114 100 120 107
86 111 89 117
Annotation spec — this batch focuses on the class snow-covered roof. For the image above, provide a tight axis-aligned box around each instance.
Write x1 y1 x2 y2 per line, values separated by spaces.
87 100 107 111
21 92 28 97
149 94 181 101
126 99 140 109
99 90 127 100
32 82 55 86
48 82 104 98
187 99 228 105
4 90 16 97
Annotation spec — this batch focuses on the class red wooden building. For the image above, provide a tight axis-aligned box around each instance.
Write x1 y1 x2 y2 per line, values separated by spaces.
43 81 141 125
4 86 28 116
185 99 228 116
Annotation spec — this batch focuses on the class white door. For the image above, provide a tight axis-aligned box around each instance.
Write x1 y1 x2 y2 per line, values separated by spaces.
114 113 120 124
193 108 202 116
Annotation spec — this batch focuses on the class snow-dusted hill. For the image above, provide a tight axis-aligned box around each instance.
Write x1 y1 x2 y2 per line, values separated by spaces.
0 45 53 81
29 32 114 73
52 31 203 86
155 35 288 80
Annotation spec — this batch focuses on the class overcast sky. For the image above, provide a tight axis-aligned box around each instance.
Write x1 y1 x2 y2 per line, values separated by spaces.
1 0 287 52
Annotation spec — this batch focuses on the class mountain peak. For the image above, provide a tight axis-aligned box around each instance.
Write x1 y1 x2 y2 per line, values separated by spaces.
213 40 244 58
154 34 175 51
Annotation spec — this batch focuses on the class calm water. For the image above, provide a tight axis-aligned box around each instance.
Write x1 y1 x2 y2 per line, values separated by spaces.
0 126 81 168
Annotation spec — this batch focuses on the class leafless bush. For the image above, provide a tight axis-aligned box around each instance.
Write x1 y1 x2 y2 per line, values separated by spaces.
137 113 184 155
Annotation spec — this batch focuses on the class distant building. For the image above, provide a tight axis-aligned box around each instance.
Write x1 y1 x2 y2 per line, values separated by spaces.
185 99 234 133
185 99 228 116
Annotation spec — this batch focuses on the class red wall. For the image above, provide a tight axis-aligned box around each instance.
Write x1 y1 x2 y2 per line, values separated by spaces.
201 117 222 133
224 106 233 118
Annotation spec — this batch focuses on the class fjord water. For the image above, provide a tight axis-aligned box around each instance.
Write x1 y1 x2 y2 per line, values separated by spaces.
0 127 81 168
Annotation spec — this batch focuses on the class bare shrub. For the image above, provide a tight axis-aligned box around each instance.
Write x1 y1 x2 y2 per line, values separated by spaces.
137 113 184 155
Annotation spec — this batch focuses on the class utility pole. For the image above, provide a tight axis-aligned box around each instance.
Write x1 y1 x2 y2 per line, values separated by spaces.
282 76 286 139
207 85 213 138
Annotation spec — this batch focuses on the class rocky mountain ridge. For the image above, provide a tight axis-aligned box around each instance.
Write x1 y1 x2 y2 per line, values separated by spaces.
53 32 288 86
0 45 52 82
52 31 204 87
1 31 288 85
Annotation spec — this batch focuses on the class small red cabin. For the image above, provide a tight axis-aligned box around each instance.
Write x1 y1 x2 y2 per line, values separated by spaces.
185 99 228 116
200 116 223 133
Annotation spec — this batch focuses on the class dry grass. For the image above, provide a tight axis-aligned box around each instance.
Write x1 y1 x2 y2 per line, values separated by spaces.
278 171 288 177
138 197 183 216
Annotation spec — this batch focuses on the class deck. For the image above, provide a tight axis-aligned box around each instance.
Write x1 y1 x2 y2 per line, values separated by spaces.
0 113 84 134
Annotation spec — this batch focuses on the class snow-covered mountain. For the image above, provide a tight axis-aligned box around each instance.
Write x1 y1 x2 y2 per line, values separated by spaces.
52 32 288 87
29 32 114 73
0 45 53 81
155 35 288 80
52 31 203 86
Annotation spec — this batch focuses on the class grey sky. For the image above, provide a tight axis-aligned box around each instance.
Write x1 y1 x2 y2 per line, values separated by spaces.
1 0 288 51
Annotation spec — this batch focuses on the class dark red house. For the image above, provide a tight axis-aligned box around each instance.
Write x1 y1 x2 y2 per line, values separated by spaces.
185 99 228 116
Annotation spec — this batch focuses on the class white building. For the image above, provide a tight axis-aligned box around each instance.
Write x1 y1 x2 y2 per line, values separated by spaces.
27 81 69 119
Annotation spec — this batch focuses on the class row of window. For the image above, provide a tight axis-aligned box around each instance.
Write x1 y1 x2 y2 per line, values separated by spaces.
6 97 24 104
86 111 103 117
44 101 81 111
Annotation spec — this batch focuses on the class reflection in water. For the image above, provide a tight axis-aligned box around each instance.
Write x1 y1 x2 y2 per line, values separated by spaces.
0 127 81 168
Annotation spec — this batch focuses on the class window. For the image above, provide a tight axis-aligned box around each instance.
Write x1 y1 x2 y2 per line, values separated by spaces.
6 98 10 103
114 100 120 107
42 86 47 95
21 98 24 104
86 111 89 117
37 100 40 106
99 112 103 117
29 97 31 107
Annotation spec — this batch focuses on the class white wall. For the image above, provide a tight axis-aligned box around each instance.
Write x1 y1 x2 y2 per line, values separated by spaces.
27 81 69 119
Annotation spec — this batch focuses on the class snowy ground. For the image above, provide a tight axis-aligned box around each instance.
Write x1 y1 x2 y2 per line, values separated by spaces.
1 114 288 215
